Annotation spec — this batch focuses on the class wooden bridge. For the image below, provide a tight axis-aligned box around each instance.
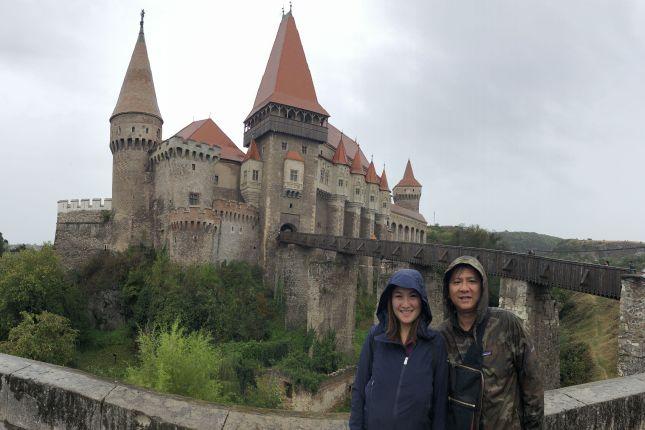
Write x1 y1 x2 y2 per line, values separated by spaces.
278 231 632 299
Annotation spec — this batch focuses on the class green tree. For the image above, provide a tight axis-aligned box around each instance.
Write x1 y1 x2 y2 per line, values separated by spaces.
0 311 78 366
125 321 223 402
0 232 7 256
0 246 83 339
560 341 595 386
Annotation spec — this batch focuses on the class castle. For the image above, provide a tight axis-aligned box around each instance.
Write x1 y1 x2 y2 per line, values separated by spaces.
54 10 428 270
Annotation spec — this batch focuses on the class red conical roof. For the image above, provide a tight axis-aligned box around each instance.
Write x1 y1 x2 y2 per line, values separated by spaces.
243 139 262 161
286 150 304 162
395 160 422 187
365 161 379 184
112 20 162 121
379 168 390 191
331 137 349 165
246 13 328 120
350 146 365 175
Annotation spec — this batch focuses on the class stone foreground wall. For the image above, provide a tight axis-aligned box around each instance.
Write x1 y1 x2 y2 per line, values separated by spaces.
1 353 644 430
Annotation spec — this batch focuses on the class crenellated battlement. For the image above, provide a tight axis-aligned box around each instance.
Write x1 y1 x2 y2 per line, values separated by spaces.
168 206 220 230
213 199 259 224
57 198 112 213
150 136 220 165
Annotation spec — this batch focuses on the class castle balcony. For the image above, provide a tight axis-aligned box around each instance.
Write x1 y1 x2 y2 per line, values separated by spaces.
244 109 328 146
57 198 112 213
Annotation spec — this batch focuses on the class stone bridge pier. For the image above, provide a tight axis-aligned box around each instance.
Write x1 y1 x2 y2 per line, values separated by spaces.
279 244 358 355
618 273 645 376
499 278 560 389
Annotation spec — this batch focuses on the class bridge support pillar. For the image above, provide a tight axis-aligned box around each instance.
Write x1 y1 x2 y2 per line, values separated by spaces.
359 209 376 294
411 266 445 328
343 202 361 238
328 196 345 236
374 213 388 240
279 245 357 355
499 278 560 389
618 273 645 376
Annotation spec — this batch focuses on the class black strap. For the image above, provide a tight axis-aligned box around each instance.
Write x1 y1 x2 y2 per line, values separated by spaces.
463 312 490 368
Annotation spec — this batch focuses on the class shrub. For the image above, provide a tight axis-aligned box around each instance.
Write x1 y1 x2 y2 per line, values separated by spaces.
560 341 595 386
0 246 84 339
125 321 223 402
0 311 78 366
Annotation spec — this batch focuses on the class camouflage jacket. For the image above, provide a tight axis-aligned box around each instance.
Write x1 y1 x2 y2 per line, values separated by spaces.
439 256 544 430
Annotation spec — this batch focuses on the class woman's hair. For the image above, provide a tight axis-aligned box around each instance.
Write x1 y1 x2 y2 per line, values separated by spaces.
386 288 421 343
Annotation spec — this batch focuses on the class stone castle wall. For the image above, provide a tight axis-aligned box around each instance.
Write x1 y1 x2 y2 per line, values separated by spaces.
212 200 260 264
54 206 112 269
1 353 643 429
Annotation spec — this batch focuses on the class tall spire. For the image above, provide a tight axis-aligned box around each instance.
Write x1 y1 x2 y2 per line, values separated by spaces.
379 168 390 191
331 136 349 165
246 12 328 120
395 160 421 187
111 11 162 121
365 161 379 184
350 146 365 175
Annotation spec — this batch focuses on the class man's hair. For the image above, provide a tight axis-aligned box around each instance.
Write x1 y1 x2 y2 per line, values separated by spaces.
386 290 421 344
448 263 483 285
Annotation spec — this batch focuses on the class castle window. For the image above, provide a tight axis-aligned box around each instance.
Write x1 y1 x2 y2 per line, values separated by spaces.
282 141 287 150
355 188 360 195
213 175 219 184
289 203 293 208
290 169 298 182
189 192 200 206
157 129 160 138
146 127 149 133
118 126 121 134
252 170 259 181
370 195 375 202
192 164 196 170
243 171 247 182
301 144 307 154
320 169 325 182
383 202 387 208
338 179 344 187
131 127 135 132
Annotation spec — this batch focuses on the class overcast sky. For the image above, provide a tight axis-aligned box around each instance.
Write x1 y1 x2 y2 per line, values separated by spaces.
1 0 644 244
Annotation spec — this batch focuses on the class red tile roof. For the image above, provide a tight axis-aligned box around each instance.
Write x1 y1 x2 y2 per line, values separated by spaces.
285 150 304 162
365 161 379 184
112 29 162 121
173 118 244 162
379 168 390 191
331 137 349 165
391 204 427 223
246 13 328 120
327 124 369 169
395 160 422 187
243 139 262 161
350 145 366 175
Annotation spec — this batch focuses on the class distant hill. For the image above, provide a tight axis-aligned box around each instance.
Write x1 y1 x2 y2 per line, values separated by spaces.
496 231 563 253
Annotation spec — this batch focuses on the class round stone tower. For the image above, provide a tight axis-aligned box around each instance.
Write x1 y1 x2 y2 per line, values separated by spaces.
109 11 163 251
393 160 422 212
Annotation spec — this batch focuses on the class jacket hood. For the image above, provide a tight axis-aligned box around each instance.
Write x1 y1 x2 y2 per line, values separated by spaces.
377 269 432 327
442 256 489 328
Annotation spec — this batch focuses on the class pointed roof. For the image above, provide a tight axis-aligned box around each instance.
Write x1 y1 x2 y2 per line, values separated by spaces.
246 12 328 120
174 118 244 162
111 15 162 121
350 146 366 175
365 161 379 184
286 150 305 162
331 137 349 165
243 140 262 162
327 124 368 168
395 160 422 187
379 168 390 191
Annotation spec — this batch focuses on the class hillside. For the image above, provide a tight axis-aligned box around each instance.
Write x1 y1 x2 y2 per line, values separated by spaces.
497 231 563 253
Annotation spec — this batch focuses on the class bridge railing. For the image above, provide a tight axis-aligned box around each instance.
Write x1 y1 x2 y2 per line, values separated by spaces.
278 232 631 299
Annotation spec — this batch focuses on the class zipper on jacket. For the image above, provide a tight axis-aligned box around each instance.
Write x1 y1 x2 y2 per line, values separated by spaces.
448 396 476 409
391 354 409 420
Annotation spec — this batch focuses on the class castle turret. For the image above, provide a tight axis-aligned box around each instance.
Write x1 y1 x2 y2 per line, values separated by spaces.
242 10 330 270
109 10 162 250
376 168 391 239
241 140 263 207
393 160 422 212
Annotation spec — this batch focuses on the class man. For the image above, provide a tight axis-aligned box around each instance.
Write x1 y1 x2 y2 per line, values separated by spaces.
439 256 543 429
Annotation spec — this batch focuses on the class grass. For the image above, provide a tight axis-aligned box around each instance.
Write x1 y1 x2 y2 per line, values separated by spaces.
559 293 619 381
74 327 137 380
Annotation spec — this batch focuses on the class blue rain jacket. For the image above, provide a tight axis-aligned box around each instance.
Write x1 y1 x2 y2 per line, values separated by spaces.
349 269 448 430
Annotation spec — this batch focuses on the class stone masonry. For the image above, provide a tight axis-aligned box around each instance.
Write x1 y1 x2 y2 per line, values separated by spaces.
499 278 560 389
618 274 645 376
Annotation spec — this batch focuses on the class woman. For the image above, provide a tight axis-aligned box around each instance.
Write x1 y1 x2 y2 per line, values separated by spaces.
349 269 448 430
